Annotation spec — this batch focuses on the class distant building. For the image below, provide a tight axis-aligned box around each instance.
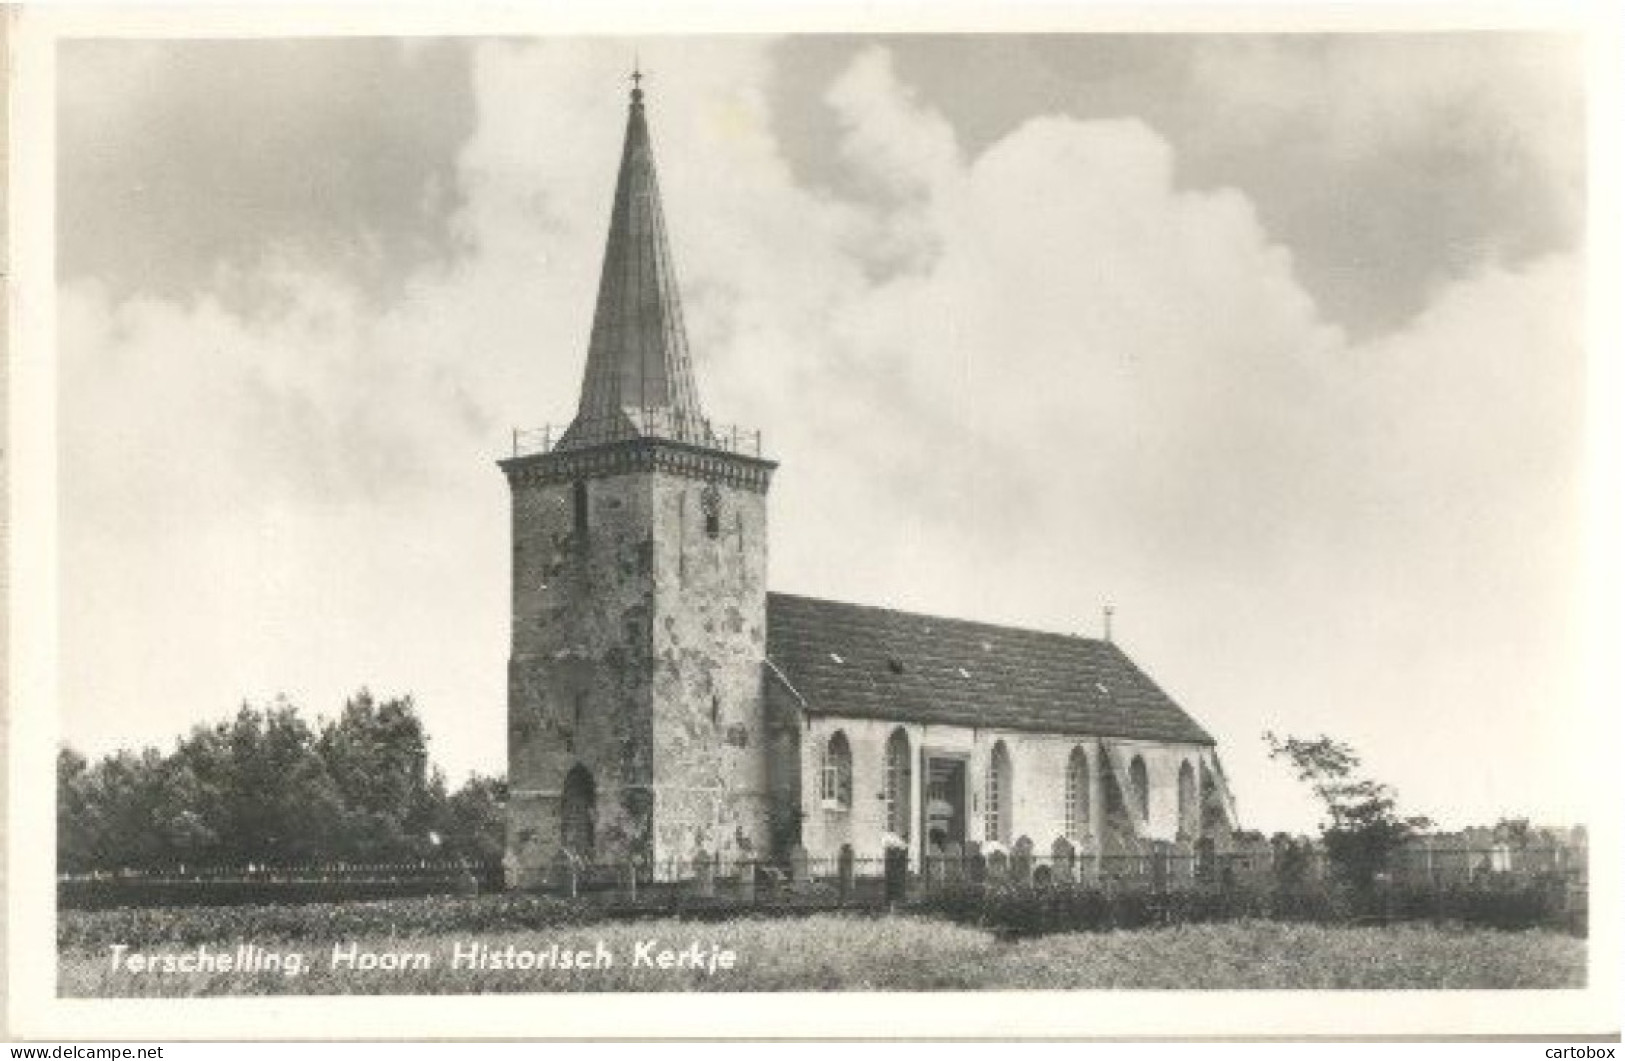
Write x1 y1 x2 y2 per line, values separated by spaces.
499 78 1239 887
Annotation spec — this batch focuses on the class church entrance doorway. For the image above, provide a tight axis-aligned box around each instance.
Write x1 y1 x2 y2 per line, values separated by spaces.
560 764 597 861
923 755 968 852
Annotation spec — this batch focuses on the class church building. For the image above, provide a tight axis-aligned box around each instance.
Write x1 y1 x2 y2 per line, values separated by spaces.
499 78 1238 888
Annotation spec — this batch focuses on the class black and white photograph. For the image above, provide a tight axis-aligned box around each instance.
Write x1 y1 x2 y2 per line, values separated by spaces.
5 4 1621 1042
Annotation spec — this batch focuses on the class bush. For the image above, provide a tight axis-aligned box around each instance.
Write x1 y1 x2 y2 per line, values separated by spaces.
906 878 1580 939
58 892 598 950
1349 878 1579 933
58 871 503 912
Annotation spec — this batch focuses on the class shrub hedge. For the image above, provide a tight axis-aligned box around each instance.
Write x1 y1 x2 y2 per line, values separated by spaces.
58 887 889 951
58 892 598 950
58 874 502 912
907 878 1581 939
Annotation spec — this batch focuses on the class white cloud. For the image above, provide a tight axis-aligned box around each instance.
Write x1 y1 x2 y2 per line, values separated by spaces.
60 40 1588 832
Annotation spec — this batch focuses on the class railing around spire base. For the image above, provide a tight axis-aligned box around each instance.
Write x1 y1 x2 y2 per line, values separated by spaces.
510 417 763 460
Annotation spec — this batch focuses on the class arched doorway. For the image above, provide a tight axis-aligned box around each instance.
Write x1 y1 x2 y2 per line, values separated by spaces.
560 764 597 861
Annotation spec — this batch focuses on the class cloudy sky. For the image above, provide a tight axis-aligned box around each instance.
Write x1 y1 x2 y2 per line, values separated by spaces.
57 32 1590 833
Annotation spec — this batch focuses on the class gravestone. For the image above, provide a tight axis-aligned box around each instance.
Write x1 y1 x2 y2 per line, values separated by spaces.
922 843 944 890
788 844 809 886
1012 836 1035 885
965 841 986 885
691 848 715 899
942 841 964 884
1051 837 1077 884
884 845 909 902
1078 835 1101 886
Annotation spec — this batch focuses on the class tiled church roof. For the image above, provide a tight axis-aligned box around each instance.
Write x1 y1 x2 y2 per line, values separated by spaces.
765 592 1215 745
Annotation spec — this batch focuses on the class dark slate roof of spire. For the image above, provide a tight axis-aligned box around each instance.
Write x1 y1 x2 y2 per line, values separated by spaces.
557 79 713 452
765 592 1215 745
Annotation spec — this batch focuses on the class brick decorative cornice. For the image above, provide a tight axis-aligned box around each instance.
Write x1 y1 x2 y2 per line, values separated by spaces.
499 438 777 492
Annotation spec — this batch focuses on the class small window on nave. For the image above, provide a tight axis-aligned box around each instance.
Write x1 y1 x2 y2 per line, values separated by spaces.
1065 746 1090 842
822 731 852 810
884 728 912 840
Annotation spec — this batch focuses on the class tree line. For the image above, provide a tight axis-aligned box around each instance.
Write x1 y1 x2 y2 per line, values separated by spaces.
57 691 506 872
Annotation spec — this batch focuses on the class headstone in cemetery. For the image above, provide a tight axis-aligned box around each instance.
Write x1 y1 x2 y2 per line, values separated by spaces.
965 841 986 885
1051 836 1077 884
1012 836 1035 885
943 841 965 884
691 848 715 899
883 844 908 902
1079 833 1101 885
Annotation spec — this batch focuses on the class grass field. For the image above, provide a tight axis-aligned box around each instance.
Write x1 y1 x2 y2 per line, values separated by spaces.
58 912 1584 995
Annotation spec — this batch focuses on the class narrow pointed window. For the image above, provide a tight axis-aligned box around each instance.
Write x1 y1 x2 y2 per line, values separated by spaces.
821 731 852 810
1130 755 1150 825
1177 760 1198 839
572 480 589 541
702 483 721 539
1065 746 1090 842
985 741 1012 845
884 729 912 840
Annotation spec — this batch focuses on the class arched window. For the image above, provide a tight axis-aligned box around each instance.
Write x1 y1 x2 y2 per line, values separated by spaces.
884 729 912 839
985 741 1012 844
1064 746 1091 841
1177 760 1198 839
560 764 596 859
1129 755 1150 825
821 731 852 810
701 483 721 539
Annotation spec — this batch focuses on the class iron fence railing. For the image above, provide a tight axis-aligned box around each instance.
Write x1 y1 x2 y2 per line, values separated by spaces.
57 845 1586 915
58 859 496 883
510 415 763 459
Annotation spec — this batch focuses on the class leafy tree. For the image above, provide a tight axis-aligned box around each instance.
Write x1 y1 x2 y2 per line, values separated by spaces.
58 691 503 870
171 699 339 864
57 748 94 872
317 690 438 860
431 772 509 863
1264 731 1432 890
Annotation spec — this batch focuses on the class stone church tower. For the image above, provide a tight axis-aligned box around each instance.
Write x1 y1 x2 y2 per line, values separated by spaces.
499 77 777 887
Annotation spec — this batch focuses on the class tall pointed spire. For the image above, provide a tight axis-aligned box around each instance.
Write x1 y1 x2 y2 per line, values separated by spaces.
557 70 712 452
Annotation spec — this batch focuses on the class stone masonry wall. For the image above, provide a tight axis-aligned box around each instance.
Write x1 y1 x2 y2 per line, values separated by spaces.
505 471 658 887
648 474 772 870
798 715 1210 865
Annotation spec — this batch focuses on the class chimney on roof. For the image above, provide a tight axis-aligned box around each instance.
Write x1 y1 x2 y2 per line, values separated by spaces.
1103 604 1115 643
